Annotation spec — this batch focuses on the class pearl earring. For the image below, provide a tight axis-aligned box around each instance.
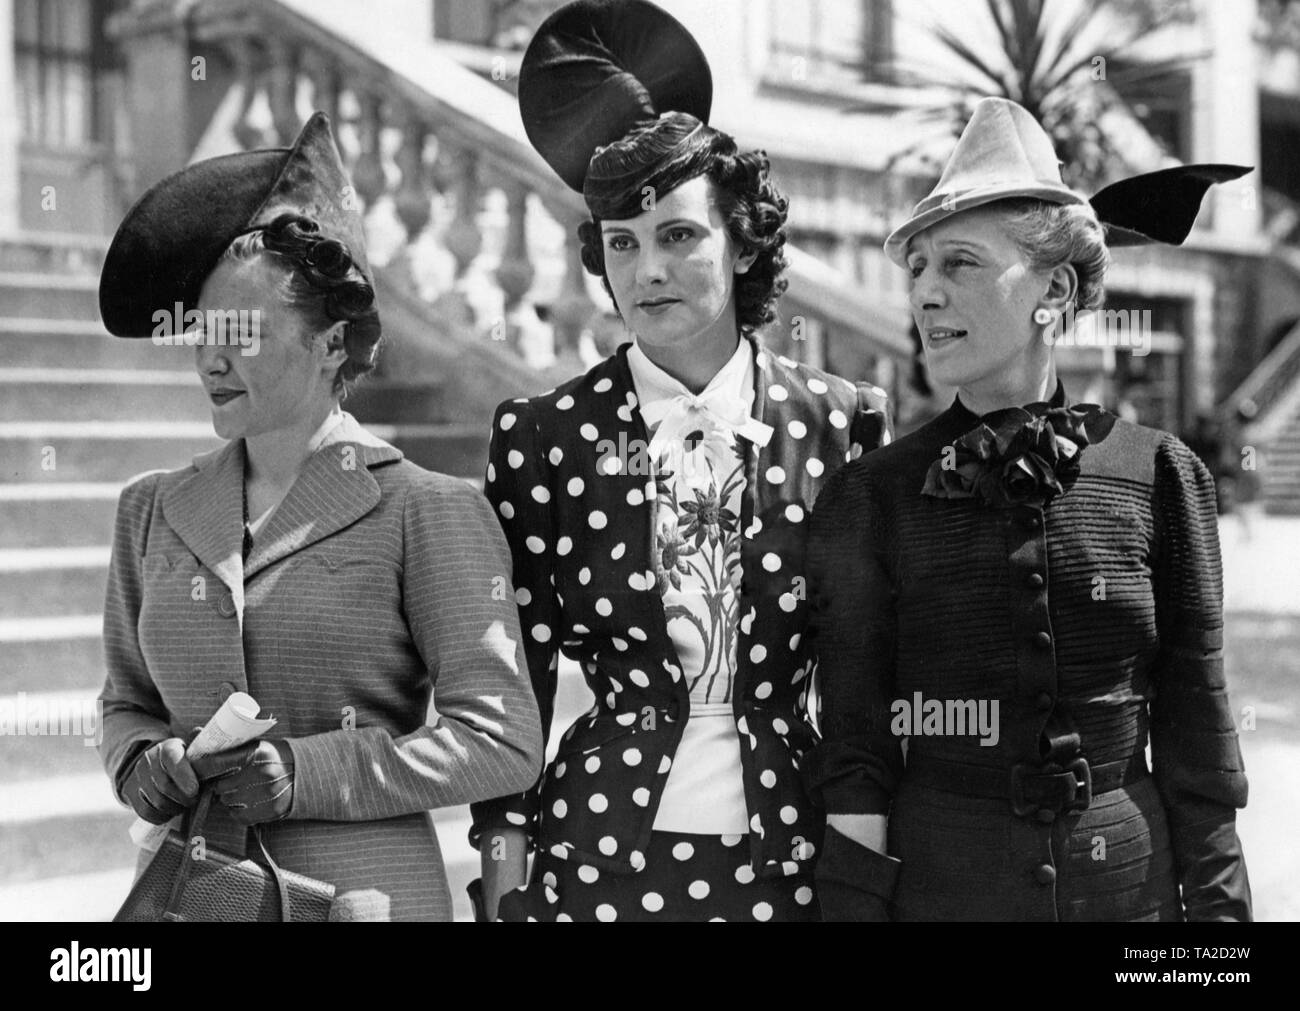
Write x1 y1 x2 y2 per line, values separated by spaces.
1033 307 1055 326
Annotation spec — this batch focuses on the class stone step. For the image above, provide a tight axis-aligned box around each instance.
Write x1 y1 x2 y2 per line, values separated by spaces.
0 867 135 922
0 421 221 483
0 368 208 422
0 547 111 619
0 232 107 276
0 273 101 322
1 318 196 371
347 381 459 425
0 616 103 696
0 700 105 782
0 483 122 549
0 421 488 483
373 423 489 480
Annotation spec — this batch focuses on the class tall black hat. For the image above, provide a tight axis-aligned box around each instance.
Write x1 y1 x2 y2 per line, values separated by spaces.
518 0 713 193
100 112 370 338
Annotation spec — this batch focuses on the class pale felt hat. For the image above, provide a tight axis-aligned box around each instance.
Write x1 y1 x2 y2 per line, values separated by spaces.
884 97 1084 266
884 96 1252 267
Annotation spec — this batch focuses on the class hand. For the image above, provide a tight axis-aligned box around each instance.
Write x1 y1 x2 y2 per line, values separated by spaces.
123 738 200 824
191 739 295 825
479 827 529 921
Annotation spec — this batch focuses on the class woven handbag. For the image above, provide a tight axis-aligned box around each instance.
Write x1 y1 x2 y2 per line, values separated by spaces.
114 786 334 922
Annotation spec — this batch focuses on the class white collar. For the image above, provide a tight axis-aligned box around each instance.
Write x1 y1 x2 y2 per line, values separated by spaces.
626 337 756 409
308 407 345 454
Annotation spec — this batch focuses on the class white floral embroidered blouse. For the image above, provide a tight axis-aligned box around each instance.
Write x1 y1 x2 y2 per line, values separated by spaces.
625 338 770 834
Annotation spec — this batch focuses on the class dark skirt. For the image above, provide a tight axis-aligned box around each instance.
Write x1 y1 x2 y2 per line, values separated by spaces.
889 775 1182 921
498 830 821 922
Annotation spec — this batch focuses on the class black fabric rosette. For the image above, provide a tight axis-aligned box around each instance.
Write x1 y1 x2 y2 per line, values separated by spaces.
922 404 1116 509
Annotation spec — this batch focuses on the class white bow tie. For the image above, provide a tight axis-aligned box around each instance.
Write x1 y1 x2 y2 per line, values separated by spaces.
640 387 773 475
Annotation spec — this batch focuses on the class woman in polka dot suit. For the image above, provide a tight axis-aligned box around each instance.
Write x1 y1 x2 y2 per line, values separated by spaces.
467 0 891 922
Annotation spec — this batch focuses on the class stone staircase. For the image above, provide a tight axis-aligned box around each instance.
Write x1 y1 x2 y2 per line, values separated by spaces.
1228 318 1300 515
0 234 590 921
0 234 203 919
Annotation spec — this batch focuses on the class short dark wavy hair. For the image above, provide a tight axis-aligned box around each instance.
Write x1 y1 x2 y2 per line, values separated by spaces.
578 112 789 334
222 213 382 397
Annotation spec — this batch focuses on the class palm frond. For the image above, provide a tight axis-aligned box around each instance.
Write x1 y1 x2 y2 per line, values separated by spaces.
930 22 1015 96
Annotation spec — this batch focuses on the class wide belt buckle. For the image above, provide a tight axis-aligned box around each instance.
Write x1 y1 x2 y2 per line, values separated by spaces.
1009 757 1093 816
1064 756 1093 812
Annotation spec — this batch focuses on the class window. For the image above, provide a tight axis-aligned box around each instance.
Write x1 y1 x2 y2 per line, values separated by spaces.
1110 63 1193 162
14 0 113 148
1261 92 1300 207
768 0 893 84
1109 293 1191 433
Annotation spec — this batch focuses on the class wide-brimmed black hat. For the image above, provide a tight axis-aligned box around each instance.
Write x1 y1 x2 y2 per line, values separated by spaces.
518 0 712 193
100 112 370 338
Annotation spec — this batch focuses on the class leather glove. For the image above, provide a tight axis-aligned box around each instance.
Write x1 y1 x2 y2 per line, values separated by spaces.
815 825 901 922
1174 807 1254 922
122 737 200 824
191 739 295 825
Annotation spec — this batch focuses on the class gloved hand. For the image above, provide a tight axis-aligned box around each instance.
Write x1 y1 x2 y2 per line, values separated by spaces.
815 825 901 922
122 738 200 824
191 739 296 826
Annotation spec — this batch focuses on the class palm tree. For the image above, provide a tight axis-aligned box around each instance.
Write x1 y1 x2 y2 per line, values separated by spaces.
871 0 1203 190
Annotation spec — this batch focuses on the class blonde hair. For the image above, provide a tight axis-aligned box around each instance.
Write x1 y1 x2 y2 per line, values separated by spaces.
995 199 1110 311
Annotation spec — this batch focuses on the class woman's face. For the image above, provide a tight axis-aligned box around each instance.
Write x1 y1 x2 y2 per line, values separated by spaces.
193 254 339 442
905 206 1051 391
600 173 752 354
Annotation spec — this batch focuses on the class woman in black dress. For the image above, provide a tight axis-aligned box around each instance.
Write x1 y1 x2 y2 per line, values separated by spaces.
806 97 1252 921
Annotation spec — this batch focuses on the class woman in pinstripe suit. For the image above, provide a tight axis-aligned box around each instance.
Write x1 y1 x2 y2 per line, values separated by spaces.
95 113 544 921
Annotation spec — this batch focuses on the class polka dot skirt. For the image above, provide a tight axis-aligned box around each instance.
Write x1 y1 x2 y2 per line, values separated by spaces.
498 831 820 922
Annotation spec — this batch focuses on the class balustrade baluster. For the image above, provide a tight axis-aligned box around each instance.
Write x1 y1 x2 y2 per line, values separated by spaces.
430 145 484 330
224 39 268 150
495 182 537 354
551 224 596 355
266 39 300 144
352 94 387 209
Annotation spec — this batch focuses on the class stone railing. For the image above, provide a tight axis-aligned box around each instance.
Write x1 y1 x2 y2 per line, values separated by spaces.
1228 317 1300 439
108 0 911 388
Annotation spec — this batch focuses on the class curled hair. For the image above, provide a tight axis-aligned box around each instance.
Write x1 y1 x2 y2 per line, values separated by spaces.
993 198 1111 312
577 112 789 333
221 213 382 397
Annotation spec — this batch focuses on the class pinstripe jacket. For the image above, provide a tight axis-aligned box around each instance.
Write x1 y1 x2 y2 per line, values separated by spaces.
98 412 544 921
470 338 891 880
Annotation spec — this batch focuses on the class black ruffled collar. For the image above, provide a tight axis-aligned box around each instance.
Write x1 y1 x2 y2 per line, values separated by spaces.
923 382 1116 509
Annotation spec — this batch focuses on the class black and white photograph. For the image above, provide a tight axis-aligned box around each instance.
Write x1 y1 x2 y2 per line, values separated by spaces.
0 0 1294 970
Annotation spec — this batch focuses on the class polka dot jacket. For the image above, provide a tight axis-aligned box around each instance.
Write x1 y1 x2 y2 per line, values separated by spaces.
469 336 891 879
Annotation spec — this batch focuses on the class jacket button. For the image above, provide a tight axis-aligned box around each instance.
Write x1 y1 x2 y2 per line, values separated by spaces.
1034 864 1057 885
1033 631 1052 649
1024 515 1042 529
1036 808 1056 824
1036 692 1054 712
216 593 237 618
1027 573 1045 589
217 681 237 702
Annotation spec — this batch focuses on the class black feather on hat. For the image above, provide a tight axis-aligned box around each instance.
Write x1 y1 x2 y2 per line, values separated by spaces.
518 0 712 193
100 112 370 338
1089 163 1252 246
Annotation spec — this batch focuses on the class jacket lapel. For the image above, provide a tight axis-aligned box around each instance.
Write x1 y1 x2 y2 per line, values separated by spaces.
161 438 247 611
243 413 402 579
